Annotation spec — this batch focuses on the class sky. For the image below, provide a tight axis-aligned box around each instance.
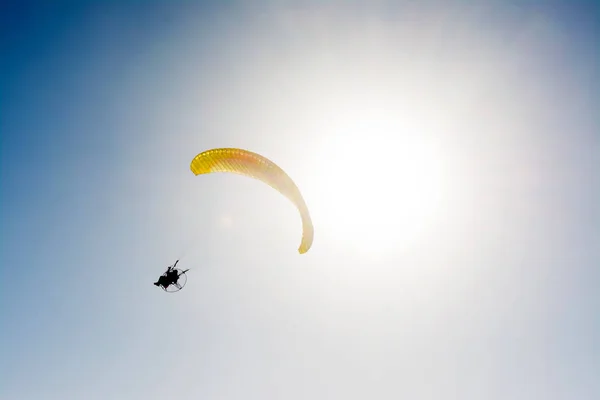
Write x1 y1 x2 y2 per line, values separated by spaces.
1 1 599 399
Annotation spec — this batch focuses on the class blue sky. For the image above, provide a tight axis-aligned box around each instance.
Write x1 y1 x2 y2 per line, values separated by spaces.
1 1 598 399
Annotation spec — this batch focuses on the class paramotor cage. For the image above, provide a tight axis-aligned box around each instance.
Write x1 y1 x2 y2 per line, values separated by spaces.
161 268 189 293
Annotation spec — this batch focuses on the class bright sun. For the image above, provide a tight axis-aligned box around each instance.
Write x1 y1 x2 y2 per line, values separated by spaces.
306 109 448 255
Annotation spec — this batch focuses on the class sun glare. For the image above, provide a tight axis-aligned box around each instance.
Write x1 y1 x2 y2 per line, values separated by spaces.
308 109 448 255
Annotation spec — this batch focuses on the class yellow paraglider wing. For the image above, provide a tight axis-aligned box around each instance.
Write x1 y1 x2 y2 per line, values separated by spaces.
190 148 314 254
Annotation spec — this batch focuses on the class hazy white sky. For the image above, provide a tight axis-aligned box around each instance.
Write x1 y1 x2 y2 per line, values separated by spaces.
1 1 598 399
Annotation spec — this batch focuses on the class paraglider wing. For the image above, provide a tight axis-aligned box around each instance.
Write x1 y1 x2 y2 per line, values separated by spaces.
190 148 314 254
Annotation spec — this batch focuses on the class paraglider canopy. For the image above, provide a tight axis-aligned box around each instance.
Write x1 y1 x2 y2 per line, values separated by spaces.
190 148 314 254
